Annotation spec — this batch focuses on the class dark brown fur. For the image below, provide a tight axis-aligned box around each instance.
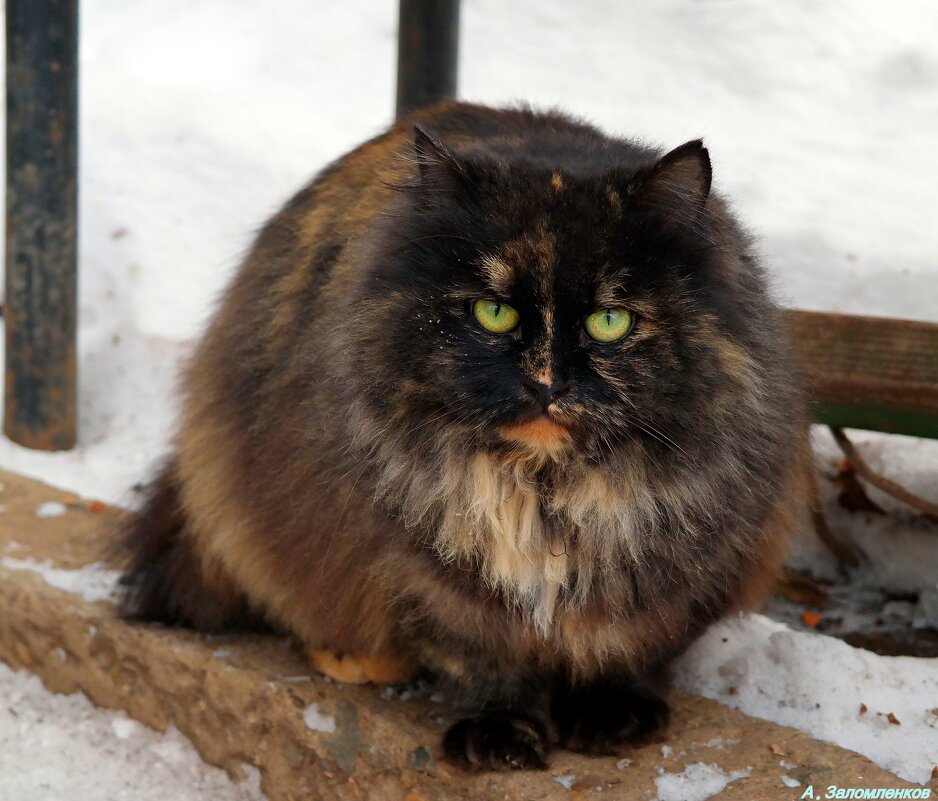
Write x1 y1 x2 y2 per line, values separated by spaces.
117 103 809 770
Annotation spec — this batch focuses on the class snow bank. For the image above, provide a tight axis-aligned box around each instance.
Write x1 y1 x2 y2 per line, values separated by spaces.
674 614 938 785
0 663 266 801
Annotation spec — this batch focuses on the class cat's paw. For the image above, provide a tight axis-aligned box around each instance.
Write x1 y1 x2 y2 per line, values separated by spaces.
308 649 418 684
442 714 549 771
552 682 670 755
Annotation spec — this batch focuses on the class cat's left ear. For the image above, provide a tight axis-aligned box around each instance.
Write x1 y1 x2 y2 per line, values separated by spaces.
635 139 712 213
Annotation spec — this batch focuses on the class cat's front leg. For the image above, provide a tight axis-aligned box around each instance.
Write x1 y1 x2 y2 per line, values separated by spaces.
440 672 553 771
551 673 670 756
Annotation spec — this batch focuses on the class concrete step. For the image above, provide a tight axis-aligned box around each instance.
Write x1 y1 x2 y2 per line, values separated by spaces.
0 468 923 800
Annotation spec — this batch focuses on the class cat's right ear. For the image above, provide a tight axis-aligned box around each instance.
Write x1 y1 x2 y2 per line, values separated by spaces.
408 124 480 206
413 124 461 182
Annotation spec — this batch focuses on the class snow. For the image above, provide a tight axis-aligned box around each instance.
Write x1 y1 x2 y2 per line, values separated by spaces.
553 774 577 790
0 0 936 796
34 501 67 518
0 556 122 605
653 763 751 801
302 703 336 734
674 614 938 785
0 663 265 801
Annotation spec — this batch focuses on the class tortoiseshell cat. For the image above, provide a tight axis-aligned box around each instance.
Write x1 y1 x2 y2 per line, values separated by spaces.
118 103 809 771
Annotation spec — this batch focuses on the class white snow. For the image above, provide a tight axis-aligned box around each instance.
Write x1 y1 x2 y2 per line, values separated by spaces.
0 663 265 801
302 703 336 734
34 501 67 518
0 556 122 604
653 763 751 801
674 614 938 785
0 0 936 797
553 774 577 790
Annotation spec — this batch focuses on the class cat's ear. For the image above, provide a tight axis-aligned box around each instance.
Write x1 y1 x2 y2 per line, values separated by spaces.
635 139 712 215
413 124 462 181
410 124 480 205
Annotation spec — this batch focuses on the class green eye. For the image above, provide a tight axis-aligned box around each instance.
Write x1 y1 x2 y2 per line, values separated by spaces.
584 308 633 342
473 299 520 334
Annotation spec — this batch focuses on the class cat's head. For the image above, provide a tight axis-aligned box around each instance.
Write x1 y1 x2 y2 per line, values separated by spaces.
346 124 783 475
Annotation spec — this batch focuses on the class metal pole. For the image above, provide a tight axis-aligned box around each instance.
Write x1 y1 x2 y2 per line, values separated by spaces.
396 0 460 118
4 0 79 451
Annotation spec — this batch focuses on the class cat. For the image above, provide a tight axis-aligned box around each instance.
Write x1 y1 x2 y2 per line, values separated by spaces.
117 102 809 771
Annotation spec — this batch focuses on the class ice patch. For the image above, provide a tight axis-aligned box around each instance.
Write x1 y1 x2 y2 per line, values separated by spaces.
654 763 751 801
0 556 121 604
303 703 336 733
552 774 576 790
782 775 802 788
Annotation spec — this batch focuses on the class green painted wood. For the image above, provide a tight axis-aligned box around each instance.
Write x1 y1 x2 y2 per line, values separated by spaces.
788 310 938 439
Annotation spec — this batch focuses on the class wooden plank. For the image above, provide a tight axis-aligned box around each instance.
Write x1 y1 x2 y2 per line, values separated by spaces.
787 310 938 439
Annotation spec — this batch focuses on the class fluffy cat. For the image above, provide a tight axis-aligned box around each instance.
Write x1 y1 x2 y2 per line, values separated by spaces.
117 102 809 771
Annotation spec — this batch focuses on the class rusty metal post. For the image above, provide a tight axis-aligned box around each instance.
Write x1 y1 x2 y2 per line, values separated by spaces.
396 0 460 117
4 0 79 450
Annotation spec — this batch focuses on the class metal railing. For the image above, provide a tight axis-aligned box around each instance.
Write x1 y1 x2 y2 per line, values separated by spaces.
4 0 79 451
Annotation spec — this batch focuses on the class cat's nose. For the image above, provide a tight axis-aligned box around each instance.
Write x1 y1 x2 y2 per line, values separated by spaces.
521 376 569 410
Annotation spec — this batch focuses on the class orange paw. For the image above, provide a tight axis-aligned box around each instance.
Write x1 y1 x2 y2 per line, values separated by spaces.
309 649 418 685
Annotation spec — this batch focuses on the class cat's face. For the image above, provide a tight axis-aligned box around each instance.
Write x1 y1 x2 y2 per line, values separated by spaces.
351 128 770 468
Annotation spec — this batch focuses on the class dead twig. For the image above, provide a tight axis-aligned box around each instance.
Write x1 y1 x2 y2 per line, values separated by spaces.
808 464 861 566
830 427 938 524
774 566 831 609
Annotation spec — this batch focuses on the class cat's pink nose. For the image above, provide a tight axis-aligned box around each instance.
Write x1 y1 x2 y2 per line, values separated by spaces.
521 377 569 410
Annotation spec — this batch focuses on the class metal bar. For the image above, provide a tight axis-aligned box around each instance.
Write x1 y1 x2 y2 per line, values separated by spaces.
396 0 459 118
4 0 79 451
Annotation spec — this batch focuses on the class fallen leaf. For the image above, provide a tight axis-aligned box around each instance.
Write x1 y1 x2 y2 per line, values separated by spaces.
886 712 901 725
770 743 786 756
88 500 106 513
802 611 822 628
931 765 938 780
859 703 868 715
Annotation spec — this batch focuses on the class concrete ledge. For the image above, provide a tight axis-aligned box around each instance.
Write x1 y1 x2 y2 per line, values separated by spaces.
0 469 920 800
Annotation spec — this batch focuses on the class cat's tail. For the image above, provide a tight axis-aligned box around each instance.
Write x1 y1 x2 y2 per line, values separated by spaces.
114 459 268 633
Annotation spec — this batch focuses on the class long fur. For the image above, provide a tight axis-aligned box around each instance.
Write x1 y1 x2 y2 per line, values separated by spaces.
117 102 809 768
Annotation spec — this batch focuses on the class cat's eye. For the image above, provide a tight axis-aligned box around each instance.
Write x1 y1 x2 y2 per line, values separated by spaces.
584 308 633 343
473 299 520 334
